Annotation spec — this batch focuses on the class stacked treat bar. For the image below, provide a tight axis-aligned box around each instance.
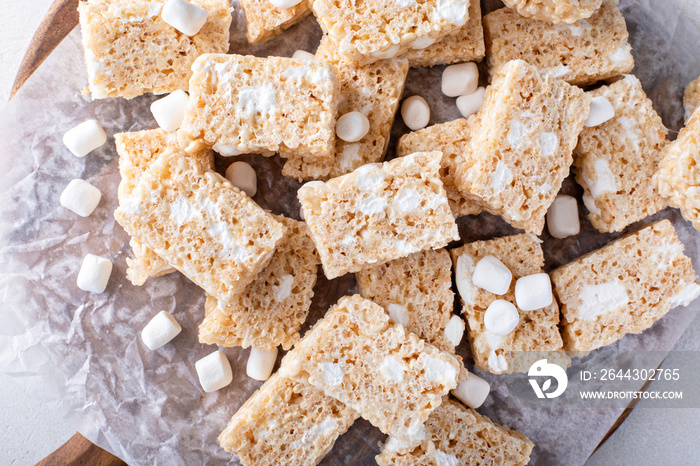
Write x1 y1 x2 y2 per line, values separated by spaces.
65 0 700 464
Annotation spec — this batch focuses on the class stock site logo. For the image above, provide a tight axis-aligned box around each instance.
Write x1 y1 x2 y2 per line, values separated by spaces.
528 359 568 399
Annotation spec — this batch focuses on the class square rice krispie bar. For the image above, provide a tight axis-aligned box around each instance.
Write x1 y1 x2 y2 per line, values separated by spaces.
500 0 603 24
356 249 459 353
551 220 700 352
375 399 534 466
178 54 339 162
198 216 319 351
654 109 700 231
114 150 286 303
115 128 214 286
684 76 700 123
398 0 485 68
452 59 590 235
220 373 359 466
450 234 568 374
281 36 409 181
78 0 232 99
311 0 471 65
483 0 633 87
397 115 483 218
575 75 668 233
240 0 311 44
279 295 461 447
297 151 459 279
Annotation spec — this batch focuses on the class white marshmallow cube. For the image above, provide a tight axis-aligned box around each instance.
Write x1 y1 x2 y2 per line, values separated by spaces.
441 62 479 97
483 299 519 336
451 372 490 409
387 303 410 327
247 347 278 381
336 111 370 142
401 96 430 131
63 119 107 157
515 273 553 311
195 350 233 393
213 143 242 157
60 179 101 217
270 0 303 8
547 195 580 239
141 311 182 350
584 96 615 127
226 161 257 197
77 254 113 293
292 49 315 60
161 0 208 36
456 86 486 118
444 315 465 347
150 90 189 132
472 255 512 295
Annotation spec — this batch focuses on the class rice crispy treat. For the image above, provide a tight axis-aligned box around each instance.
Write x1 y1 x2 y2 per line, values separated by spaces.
115 128 213 286
399 0 485 68
483 0 634 87
683 76 700 123
397 116 483 218
375 399 534 466
240 0 311 44
501 0 603 24
654 110 700 231
551 220 700 352
219 373 359 466
450 234 568 374
178 54 339 161
310 0 471 65
279 295 461 446
356 249 458 353
297 151 459 279
114 150 286 303
574 75 668 233
198 216 319 351
452 60 589 235
281 36 409 181
78 0 232 99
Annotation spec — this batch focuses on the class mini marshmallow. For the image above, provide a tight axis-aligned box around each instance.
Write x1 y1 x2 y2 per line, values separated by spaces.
444 315 465 347
77 253 112 293
451 372 490 409
515 273 553 311
472 255 512 295
456 86 486 118
63 119 107 157
441 62 478 98
60 179 101 217
195 350 233 393
141 311 182 350
336 111 370 142
401 96 430 131
270 0 302 8
226 161 257 197
292 49 315 60
387 303 410 327
547 195 580 239
161 0 208 36
247 347 278 381
584 96 615 127
213 143 242 157
483 299 519 336
150 90 189 132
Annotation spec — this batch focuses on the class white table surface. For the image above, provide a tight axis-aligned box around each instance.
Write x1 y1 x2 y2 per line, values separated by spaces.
1 1 699 464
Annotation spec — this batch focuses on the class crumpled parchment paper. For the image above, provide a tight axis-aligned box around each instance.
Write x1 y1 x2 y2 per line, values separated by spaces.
1 1 700 465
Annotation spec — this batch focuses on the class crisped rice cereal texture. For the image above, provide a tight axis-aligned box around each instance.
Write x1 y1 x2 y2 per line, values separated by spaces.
453 59 590 235
219 373 359 466
114 150 286 303
297 151 459 279
78 0 231 99
684 76 700 123
356 249 458 353
483 0 633 87
178 54 339 161
501 0 603 24
375 399 534 466
575 75 668 233
450 234 568 374
282 36 409 181
240 0 311 44
279 295 461 447
199 216 319 350
551 220 699 352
